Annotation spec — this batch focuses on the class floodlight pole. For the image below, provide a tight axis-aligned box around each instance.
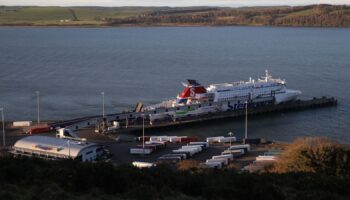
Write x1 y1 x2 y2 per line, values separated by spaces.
142 114 145 155
245 100 248 139
0 108 5 147
228 131 233 147
68 140 71 158
101 92 105 117
36 91 40 124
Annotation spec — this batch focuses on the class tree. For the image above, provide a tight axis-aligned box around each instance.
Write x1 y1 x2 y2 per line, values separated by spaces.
270 137 350 176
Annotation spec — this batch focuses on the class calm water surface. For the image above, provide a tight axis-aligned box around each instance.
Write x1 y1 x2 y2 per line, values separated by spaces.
0 27 349 142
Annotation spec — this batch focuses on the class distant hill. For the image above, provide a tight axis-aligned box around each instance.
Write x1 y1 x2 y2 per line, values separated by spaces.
0 5 349 27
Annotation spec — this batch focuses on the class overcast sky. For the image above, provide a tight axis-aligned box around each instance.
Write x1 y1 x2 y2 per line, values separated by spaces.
1 0 349 7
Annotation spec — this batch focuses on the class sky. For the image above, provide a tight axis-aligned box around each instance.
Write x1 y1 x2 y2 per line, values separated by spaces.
0 0 349 7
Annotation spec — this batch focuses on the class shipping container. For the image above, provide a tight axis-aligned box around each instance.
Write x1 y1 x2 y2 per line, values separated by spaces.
206 136 224 143
137 143 165 150
208 158 228 165
130 148 153 155
201 162 222 169
222 149 245 157
180 137 198 143
255 155 277 162
206 158 227 166
173 149 195 157
26 126 52 134
145 141 167 147
189 142 209 148
182 145 202 150
169 136 182 143
150 136 168 142
13 121 32 127
217 137 237 143
132 161 155 168
212 154 234 161
187 143 206 149
162 153 187 160
228 144 251 152
180 146 202 153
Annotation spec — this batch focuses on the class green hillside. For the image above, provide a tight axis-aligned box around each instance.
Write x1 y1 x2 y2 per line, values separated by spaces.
0 6 155 25
0 5 349 27
0 7 71 24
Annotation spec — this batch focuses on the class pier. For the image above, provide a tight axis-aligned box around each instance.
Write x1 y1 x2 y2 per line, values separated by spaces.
50 96 337 133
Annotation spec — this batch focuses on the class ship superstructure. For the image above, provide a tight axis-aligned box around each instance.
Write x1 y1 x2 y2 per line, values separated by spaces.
206 70 300 104
144 71 301 123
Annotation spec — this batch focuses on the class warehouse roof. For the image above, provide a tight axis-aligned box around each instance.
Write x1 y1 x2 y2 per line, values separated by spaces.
13 136 98 158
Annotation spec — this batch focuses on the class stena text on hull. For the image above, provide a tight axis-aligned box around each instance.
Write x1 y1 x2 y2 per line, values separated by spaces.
144 71 302 123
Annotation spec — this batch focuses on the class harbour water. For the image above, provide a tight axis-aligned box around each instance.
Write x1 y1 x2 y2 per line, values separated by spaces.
0 26 349 142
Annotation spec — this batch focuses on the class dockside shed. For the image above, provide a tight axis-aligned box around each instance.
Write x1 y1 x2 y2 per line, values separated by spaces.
12 136 103 162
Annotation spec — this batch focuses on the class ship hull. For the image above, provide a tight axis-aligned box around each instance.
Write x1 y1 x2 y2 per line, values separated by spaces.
274 89 302 104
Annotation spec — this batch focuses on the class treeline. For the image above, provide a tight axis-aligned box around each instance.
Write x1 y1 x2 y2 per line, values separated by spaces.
1 5 349 27
270 137 350 175
0 156 349 200
109 5 350 27
1 137 350 199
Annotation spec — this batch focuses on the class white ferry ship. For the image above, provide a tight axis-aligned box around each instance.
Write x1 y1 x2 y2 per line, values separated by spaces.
145 71 301 122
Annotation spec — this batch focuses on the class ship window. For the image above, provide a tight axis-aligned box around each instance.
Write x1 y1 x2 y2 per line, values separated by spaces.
198 104 201 108
129 114 132 117
209 103 212 106
165 109 168 112
188 106 191 109
154 111 156 114
96 147 103 152
176 107 180 110
116 116 119 120
86 151 93 155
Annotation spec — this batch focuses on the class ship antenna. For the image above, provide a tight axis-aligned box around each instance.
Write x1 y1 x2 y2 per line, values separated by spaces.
265 70 269 81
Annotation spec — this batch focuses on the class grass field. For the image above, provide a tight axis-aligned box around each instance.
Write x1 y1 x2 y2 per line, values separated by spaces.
0 6 155 25
0 5 349 27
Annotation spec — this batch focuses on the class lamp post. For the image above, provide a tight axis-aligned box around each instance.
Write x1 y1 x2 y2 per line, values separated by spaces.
0 108 5 148
228 131 233 147
142 114 145 155
125 117 128 128
245 100 248 139
67 140 71 158
101 92 105 118
36 91 40 124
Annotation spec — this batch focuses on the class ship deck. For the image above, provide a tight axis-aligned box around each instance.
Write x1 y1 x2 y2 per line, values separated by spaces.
118 96 337 133
50 96 337 134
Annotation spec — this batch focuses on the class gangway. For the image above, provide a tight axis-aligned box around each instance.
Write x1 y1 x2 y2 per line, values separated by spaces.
134 102 143 112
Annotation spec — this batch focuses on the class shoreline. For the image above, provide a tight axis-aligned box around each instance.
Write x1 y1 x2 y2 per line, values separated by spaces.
1 24 350 29
1 5 348 29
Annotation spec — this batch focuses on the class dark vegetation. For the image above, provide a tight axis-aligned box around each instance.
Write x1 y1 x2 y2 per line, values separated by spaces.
270 137 350 175
1 157 350 200
110 4 350 27
0 4 349 27
1 137 350 200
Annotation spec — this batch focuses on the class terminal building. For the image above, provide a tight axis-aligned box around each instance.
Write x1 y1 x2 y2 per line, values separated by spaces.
11 136 103 162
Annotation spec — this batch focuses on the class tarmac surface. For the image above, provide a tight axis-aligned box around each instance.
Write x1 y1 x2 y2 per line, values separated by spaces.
4 123 283 169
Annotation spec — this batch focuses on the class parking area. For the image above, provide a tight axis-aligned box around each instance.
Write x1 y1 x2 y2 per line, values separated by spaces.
4 124 285 170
